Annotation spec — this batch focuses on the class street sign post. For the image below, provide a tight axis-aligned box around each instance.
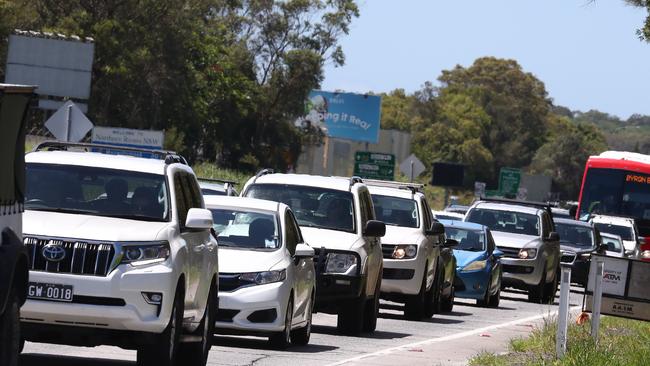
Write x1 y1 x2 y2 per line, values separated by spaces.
354 151 395 181
498 167 521 197
399 154 425 182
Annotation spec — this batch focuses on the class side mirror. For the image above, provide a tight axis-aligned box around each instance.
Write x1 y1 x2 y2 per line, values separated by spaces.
493 248 504 258
185 208 214 230
546 232 560 242
444 238 458 248
426 222 445 236
294 243 315 258
364 220 386 237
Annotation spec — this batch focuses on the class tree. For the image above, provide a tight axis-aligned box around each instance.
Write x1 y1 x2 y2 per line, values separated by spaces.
379 89 416 131
625 0 650 41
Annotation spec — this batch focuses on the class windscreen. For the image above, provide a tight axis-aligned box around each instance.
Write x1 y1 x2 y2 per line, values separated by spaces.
371 195 419 228
579 168 650 221
555 223 595 248
25 163 169 221
466 208 540 236
245 184 355 233
593 223 634 241
210 208 279 249
445 227 485 251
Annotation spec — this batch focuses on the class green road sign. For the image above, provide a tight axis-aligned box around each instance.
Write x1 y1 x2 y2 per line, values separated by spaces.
499 167 521 196
354 151 395 181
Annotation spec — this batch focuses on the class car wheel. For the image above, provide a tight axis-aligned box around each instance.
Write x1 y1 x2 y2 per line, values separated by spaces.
423 272 436 318
0 289 20 366
269 297 293 349
290 292 313 346
337 295 365 336
488 287 500 308
177 281 216 366
404 272 427 320
477 287 490 307
527 266 546 304
430 263 444 315
138 287 183 366
441 285 455 313
362 273 381 332
542 269 558 304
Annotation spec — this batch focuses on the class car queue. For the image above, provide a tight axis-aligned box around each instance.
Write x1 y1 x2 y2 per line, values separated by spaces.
7 140 649 366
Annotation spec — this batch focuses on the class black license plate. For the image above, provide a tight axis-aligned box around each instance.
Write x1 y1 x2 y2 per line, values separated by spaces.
27 282 73 302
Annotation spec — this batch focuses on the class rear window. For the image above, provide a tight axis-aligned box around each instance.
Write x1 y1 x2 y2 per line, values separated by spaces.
593 223 634 241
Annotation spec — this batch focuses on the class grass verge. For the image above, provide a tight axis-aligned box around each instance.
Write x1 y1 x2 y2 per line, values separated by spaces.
469 315 650 366
192 162 253 189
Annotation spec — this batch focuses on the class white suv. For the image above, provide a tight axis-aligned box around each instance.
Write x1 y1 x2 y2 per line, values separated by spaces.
205 196 315 348
242 171 386 335
589 215 639 257
366 181 445 320
21 142 218 366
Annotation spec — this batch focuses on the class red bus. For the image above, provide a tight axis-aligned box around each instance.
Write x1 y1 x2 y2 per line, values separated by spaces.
576 151 650 258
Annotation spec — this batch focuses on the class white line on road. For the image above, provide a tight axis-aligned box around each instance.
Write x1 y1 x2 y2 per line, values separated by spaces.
325 305 583 366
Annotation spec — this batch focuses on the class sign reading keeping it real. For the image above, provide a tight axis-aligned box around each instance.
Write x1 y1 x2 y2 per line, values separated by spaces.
584 254 650 322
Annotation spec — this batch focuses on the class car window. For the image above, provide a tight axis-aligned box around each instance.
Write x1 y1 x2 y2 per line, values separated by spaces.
25 163 169 222
210 208 280 250
602 236 623 252
421 198 432 231
174 173 190 227
445 227 485 251
466 207 540 236
359 188 375 225
245 184 356 233
487 230 496 252
371 194 419 228
555 223 595 248
284 211 302 255
593 223 634 241
184 174 204 209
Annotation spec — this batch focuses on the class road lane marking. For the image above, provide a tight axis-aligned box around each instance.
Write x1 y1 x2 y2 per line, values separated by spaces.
325 305 582 366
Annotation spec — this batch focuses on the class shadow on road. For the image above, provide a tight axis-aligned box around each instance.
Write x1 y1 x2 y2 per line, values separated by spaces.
378 311 464 325
212 335 338 353
311 325 410 340
20 354 134 366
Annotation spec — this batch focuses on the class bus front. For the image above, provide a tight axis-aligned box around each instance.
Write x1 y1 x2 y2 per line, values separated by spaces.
576 151 650 260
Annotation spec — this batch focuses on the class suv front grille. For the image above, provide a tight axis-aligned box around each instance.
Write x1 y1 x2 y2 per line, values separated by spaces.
24 237 115 277
498 246 520 258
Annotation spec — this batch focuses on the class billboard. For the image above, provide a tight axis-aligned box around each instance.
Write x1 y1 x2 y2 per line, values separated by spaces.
5 31 94 109
302 90 381 143
92 127 164 158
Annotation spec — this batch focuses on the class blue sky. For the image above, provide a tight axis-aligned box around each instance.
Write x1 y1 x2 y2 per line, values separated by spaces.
322 1 650 119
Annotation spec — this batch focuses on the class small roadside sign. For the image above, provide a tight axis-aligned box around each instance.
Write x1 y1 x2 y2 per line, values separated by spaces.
91 127 164 158
44 100 93 142
354 151 395 181
399 154 425 182
474 182 486 198
498 167 521 196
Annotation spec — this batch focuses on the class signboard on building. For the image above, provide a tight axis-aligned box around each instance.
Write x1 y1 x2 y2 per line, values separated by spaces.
354 152 395 181
300 90 381 143
91 127 164 158
498 167 521 196
584 255 650 322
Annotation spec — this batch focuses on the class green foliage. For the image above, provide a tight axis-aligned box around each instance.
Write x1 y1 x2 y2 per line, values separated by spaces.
469 316 650 366
379 89 417 131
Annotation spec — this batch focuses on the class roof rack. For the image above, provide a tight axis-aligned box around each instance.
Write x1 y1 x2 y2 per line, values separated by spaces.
478 197 554 220
33 141 188 165
363 179 425 194
197 177 237 185
252 168 274 184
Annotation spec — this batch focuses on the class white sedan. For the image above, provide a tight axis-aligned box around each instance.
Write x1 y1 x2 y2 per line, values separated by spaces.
204 196 316 348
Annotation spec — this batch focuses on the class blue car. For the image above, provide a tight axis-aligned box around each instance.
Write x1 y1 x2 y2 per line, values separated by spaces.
440 220 503 308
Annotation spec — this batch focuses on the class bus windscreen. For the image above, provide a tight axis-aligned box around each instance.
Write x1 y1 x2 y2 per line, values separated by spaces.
579 168 650 221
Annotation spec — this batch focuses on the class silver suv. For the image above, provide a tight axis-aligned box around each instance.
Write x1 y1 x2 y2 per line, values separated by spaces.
465 199 560 304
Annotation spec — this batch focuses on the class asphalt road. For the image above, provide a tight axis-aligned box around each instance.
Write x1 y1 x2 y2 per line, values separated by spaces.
20 287 585 366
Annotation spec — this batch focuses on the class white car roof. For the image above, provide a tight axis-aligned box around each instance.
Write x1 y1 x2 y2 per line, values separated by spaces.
471 201 542 215
595 151 650 165
26 150 167 175
204 196 284 213
250 173 359 192
590 215 635 226
432 210 464 220
368 185 421 200
199 181 228 193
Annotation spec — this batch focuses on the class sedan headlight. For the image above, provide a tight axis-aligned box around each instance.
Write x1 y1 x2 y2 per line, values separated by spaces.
462 260 487 272
518 248 537 259
240 269 286 285
121 242 170 265
392 245 418 259
641 250 650 259
325 253 358 274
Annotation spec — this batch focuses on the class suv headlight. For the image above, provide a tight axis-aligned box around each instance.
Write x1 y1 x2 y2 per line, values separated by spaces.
121 242 170 266
392 245 418 259
462 260 487 272
325 253 358 274
518 248 537 259
240 269 286 285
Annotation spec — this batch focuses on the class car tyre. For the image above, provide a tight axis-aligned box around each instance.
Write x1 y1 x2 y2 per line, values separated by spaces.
542 269 558 304
477 287 490 307
488 287 500 308
362 273 381 332
137 286 184 366
528 266 546 304
423 272 436 318
441 285 455 313
337 295 365 336
404 272 427 320
0 289 20 366
177 281 216 366
290 293 313 346
270 297 293 349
